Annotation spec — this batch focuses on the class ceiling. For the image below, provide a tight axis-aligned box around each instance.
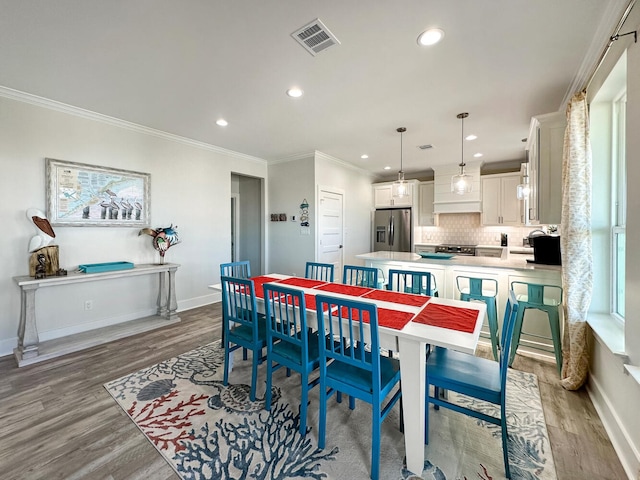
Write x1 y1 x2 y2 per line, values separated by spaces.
0 1 628 178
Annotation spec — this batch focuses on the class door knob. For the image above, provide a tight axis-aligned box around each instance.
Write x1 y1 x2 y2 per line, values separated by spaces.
339 245 343 248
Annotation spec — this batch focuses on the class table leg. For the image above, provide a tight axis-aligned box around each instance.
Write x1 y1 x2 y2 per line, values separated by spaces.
16 285 40 360
157 271 168 317
167 267 178 320
398 337 427 476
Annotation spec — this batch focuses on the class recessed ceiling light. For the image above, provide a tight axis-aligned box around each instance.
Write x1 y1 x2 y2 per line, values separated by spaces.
286 87 304 98
384 166 391 170
417 28 444 46
473 153 483 158
361 154 369 159
216 119 228 127
465 134 477 141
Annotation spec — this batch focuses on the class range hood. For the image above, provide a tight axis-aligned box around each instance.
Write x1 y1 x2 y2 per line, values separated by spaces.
432 164 482 214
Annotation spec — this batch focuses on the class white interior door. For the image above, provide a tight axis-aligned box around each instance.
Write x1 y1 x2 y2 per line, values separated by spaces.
318 188 344 280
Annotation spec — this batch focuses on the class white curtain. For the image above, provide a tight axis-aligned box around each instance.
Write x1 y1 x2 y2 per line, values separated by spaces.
560 91 592 390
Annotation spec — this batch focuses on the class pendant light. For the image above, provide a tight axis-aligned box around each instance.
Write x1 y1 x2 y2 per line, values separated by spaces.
392 127 408 197
516 162 531 199
451 112 472 195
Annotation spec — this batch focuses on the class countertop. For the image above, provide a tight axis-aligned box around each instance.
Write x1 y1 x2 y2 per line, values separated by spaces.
356 251 561 272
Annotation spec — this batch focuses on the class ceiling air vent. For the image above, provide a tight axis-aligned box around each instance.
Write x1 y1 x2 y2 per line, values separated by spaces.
291 19 340 56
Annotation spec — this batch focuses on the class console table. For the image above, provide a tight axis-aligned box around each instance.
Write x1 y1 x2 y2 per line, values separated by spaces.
13 263 180 367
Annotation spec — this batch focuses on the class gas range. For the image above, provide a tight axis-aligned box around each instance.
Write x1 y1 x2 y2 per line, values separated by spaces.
434 244 477 256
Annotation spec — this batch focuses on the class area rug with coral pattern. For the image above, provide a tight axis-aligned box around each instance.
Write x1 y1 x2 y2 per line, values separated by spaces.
104 341 556 479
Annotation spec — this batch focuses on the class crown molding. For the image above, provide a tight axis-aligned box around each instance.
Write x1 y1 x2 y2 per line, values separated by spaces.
269 150 375 178
313 150 376 178
0 85 267 165
269 151 316 165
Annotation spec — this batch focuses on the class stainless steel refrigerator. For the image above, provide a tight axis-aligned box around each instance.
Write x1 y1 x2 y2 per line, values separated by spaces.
373 208 412 252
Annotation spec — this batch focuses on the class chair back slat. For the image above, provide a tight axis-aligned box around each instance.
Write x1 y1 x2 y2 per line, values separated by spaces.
220 261 251 279
499 291 520 396
315 295 378 379
305 262 335 282
387 269 432 295
263 284 308 355
343 265 378 288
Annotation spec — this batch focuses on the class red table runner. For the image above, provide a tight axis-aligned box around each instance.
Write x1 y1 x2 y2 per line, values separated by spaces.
412 303 479 333
276 277 328 289
249 276 281 298
362 289 430 307
315 283 374 297
336 306 413 330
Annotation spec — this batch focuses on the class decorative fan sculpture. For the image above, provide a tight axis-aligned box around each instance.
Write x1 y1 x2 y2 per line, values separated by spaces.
139 224 180 264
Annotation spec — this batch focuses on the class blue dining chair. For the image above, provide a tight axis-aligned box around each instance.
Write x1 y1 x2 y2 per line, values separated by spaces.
315 294 402 480
263 283 321 435
220 260 251 279
220 261 254 360
425 291 520 479
387 269 433 296
220 275 268 401
343 265 378 288
305 261 335 282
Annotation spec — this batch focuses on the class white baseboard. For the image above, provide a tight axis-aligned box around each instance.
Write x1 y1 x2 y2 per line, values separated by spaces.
178 292 220 311
0 293 223 359
587 373 640 480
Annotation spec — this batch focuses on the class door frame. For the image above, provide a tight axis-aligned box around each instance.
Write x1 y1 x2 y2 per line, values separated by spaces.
230 193 240 262
316 184 345 268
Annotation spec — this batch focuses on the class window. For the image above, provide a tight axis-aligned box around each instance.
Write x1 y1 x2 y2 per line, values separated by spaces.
611 93 626 319
590 52 626 321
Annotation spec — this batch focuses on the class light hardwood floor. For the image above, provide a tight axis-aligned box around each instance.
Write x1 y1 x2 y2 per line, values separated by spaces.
0 304 627 479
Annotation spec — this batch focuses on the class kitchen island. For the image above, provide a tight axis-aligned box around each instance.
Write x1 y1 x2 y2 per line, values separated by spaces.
356 251 562 360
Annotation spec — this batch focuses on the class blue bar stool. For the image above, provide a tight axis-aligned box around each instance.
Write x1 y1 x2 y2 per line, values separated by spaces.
509 281 563 373
455 276 499 361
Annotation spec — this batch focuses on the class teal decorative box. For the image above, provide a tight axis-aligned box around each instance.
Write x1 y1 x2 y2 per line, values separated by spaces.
78 261 135 273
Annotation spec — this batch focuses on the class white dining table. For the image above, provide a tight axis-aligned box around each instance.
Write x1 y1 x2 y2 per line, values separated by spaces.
210 273 486 475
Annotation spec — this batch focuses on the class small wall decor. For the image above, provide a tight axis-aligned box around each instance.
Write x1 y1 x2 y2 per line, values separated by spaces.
300 199 309 227
139 224 180 264
46 158 150 227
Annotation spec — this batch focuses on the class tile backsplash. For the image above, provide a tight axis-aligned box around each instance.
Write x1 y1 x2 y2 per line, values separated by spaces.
416 213 556 247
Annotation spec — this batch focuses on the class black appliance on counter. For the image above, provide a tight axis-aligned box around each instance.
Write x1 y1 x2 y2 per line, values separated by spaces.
528 235 561 265
435 244 477 256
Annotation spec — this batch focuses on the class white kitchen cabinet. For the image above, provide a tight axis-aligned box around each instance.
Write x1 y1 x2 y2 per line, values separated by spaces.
373 181 416 208
418 181 435 225
432 164 482 214
527 112 566 225
481 173 522 226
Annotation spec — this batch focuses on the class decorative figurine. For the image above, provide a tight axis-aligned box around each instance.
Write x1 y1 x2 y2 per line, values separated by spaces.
139 224 181 264
26 208 61 277
27 208 55 253
34 253 47 279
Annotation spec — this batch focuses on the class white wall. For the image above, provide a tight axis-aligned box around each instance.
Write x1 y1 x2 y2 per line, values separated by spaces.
267 156 315 276
0 94 267 356
314 152 375 267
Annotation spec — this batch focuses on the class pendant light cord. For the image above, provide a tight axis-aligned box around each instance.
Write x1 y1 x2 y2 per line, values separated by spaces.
396 127 406 175
457 113 468 175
